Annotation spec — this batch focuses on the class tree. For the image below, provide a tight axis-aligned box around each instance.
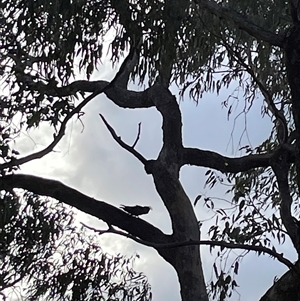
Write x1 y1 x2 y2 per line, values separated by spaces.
1 0 300 300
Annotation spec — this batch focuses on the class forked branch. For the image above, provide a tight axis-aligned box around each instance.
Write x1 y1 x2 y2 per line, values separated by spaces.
99 114 147 165
82 222 295 271
0 90 103 172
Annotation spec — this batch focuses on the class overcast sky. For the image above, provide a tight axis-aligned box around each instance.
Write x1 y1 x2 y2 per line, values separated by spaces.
16 62 297 301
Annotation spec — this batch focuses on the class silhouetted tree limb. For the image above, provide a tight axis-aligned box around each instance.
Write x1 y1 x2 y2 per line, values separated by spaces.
272 150 300 254
260 261 300 301
180 148 273 173
99 114 147 165
82 222 295 271
0 174 168 244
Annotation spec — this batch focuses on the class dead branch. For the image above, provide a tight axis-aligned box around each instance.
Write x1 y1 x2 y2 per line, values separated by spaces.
99 114 147 165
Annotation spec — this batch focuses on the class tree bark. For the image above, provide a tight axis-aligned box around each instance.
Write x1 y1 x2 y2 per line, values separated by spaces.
260 262 300 301
148 161 208 301
173 246 208 301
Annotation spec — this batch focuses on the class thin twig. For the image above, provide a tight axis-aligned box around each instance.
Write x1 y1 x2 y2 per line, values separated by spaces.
223 41 288 142
81 222 296 271
0 89 104 171
132 122 142 148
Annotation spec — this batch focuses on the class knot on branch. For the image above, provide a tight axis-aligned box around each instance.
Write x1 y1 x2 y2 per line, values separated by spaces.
144 160 155 174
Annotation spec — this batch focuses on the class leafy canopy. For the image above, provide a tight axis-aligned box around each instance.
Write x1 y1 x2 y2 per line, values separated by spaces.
0 0 298 300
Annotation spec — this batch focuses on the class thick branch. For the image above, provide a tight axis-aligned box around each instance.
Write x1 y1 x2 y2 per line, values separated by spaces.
285 25 300 201
196 0 285 47
0 174 168 244
109 38 142 89
260 261 300 301
150 85 183 153
180 148 273 173
19 42 154 109
40 78 155 109
20 39 141 96
272 151 300 255
22 75 155 109
26 78 108 97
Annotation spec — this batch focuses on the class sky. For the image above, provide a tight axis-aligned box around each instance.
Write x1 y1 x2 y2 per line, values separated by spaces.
15 62 297 301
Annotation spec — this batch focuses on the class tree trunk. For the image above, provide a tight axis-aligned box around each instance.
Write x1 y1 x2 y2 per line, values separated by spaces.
173 246 208 301
149 156 209 301
259 262 300 301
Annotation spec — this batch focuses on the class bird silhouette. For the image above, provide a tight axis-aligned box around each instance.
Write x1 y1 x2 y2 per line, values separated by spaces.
120 205 152 217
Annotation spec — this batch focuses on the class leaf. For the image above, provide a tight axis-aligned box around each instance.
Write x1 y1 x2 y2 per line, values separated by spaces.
194 195 202 206
225 275 231 284
231 280 238 288
234 261 239 275
239 199 245 212
227 104 232 120
205 169 211 176
213 262 218 278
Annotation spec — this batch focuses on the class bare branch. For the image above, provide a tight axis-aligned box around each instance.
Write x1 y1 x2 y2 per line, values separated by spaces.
82 222 295 271
0 174 167 243
99 114 147 165
25 78 109 97
163 240 294 271
180 147 275 173
25 76 155 110
132 122 142 148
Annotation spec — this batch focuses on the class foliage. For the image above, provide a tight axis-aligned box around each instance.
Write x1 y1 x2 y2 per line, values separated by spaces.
0 192 151 300
1 0 300 301
0 0 292 142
